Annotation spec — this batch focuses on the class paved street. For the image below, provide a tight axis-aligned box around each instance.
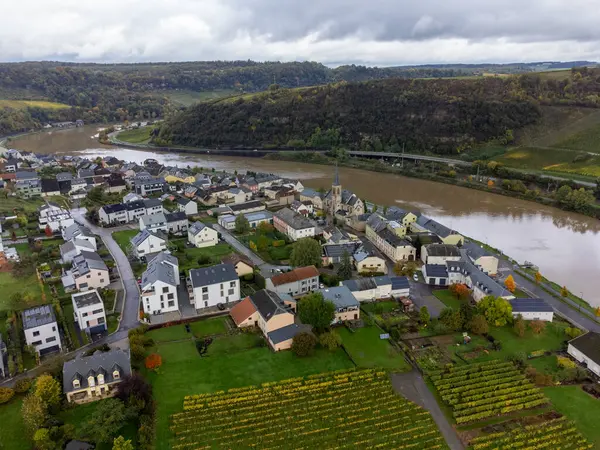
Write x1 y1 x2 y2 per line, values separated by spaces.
212 223 291 277
410 281 446 318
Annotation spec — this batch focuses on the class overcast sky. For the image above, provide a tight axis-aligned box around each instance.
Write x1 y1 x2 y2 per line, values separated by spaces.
1 0 599 65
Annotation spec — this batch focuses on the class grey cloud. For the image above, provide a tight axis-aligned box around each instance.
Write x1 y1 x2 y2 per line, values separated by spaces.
0 0 599 64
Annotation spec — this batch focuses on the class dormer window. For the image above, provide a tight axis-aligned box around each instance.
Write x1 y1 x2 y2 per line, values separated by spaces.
88 376 95 387
113 370 120 380
73 379 80 389
97 374 105 384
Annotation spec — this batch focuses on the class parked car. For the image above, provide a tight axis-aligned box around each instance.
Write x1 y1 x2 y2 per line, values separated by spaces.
413 273 419 281
217 303 226 311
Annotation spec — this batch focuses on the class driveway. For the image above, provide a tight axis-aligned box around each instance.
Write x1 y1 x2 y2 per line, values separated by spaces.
391 371 464 450
212 223 291 277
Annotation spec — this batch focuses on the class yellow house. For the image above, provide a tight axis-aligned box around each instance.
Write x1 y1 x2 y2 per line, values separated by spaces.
222 254 255 277
165 174 196 184
412 216 464 246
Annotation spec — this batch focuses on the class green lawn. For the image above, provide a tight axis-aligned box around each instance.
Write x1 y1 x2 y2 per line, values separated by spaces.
241 230 293 263
0 196 43 214
173 242 233 272
62 302 84 348
432 289 465 309
146 336 354 449
106 313 119 334
0 397 30 450
544 386 600 449
116 127 152 144
513 287 530 298
361 300 398 314
0 272 44 311
528 355 559 375
336 326 411 372
190 316 228 338
59 398 138 449
148 325 192 343
497 146 600 177
111 230 139 254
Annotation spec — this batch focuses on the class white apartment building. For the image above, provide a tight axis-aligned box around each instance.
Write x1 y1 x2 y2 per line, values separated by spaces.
265 266 320 298
22 305 62 356
188 263 240 310
131 229 168 259
141 253 180 315
188 222 219 248
72 290 107 334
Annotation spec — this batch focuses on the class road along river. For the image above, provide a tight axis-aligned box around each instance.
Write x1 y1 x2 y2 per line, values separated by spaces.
10 125 600 306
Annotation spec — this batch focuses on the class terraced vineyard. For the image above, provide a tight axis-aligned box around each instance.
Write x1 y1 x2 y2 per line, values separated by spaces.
431 361 548 425
469 417 592 449
170 369 448 449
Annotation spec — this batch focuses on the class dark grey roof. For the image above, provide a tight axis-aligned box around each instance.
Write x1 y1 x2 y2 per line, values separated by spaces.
62 349 131 393
72 290 103 309
366 214 387 232
378 228 412 248
416 215 457 238
569 332 600 364
166 211 187 223
323 243 360 258
131 229 166 247
267 324 310 344
190 263 237 288
16 171 38 181
390 276 410 290
142 252 179 287
141 212 167 227
101 203 127 214
73 251 108 275
63 223 93 241
510 298 553 313
463 241 493 261
78 169 95 179
41 178 60 193
125 200 146 211
250 289 289 321
425 244 461 257
461 253 506 297
341 277 389 292
189 221 208 235
143 198 162 208
22 305 56 330
274 207 314 230
446 260 468 273
319 286 359 309
229 200 264 212
176 197 191 205
424 264 449 278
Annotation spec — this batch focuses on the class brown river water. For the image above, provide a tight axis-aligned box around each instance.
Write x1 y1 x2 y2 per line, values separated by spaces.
10 125 600 306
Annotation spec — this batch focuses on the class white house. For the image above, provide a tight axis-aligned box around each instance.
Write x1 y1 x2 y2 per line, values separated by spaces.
176 197 198 216
60 239 96 263
188 222 218 248
509 298 554 322
188 263 240 310
218 211 273 231
265 266 320 298
166 212 189 235
131 229 168 259
141 253 180 315
72 290 107 334
421 264 449 286
340 275 403 302
66 251 110 292
139 212 168 233
22 305 62 356
421 244 462 265
273 207 315 241
62 224 97 250
463 241 499 276
567 332 600 377
39 203 74 232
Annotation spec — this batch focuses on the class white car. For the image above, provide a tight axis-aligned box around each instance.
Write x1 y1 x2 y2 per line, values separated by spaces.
413 273 419 281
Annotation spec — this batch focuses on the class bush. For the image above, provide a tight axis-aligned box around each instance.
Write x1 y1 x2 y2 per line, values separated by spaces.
529 320 546 335
320 273 339 287
0 387 14 404
14 378 32 394
557 356 576 370
506 352 527 369
243 273 254 281
128 325 149 338
272 240 285 247
145 354 162 371
291 332 317 357
565 327 582 339
468 314 489 335
130 344 146 362
318 331 342 350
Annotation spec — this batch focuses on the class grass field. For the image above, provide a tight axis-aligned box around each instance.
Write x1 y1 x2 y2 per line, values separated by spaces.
172 242 234 272
111 229 138 253
0 99 70 110
148 317 229 342
154 89 237 106
0 196 44 214
337 326 411 371
145 336 354 449
0 398 30 450
432 289 465 310
116 127 152 144
0 272 44 311
497 146 600 177
544 385 600 449
361 300 398 314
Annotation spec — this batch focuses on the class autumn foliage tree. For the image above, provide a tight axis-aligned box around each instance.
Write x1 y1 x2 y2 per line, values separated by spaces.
529 320 546 335
534 271 542 285
561 286 569 298
145 353 162 371
449 283 470 300
44 224 53 237
504 275 516 293
514 314 526 337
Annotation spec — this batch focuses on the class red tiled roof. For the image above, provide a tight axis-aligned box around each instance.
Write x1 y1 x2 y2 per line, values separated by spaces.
229 297 257 326
269 266 319 287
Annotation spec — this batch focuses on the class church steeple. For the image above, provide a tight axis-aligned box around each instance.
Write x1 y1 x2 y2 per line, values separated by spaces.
333 162 340 187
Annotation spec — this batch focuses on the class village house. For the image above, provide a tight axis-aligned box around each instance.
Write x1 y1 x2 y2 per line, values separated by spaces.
321 243 361 266
41 178 61 197
139 212 168 233
188 263 240 310
319 286 360 323
462 241 499 276
365 214 416 262
22 305 62 356
353 245 388 274
176 197 198 216
445 257 514 302
38 203 74 232
228 200 265 216
298 188 324 211
412 216 464 245
166 212 189 235
265 266 320 297
273 207 316 241
509 298 554 322
141 252 180 316
421 244 462 265
221 254 255 277
187 222 218 248
62 224 97 250
63 349 131 404
63 251 110 292
290 200 312 216
131 229 168 260
421 264 449 286
341 275 410 302
264 186 295 205
134 176 166 196
105 176 127 193
217 211 273 231
72 290 107 334
567 332 600 377
60 239 96 263
16 178 41 198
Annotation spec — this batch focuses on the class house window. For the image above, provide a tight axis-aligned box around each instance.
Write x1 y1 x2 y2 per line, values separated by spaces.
82 312 88 317
202 287 208 293
86 275 91 279
229 281 236 287
167 293 174 300
202 294 209 301
98 317 105 324
52 326 56 332
204 301 208 307
33 331 40 337
73 379 80 389
80 283 88 288
88 376 95 387
92 309 103 315
98 374 105 384
32 340 42 346
113 370 120 380
168 300 175 307
100 279 105 284
162 287 169 293
46 336 56 343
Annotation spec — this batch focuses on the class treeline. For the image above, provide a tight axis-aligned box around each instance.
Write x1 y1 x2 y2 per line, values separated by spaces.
155 69 600 155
